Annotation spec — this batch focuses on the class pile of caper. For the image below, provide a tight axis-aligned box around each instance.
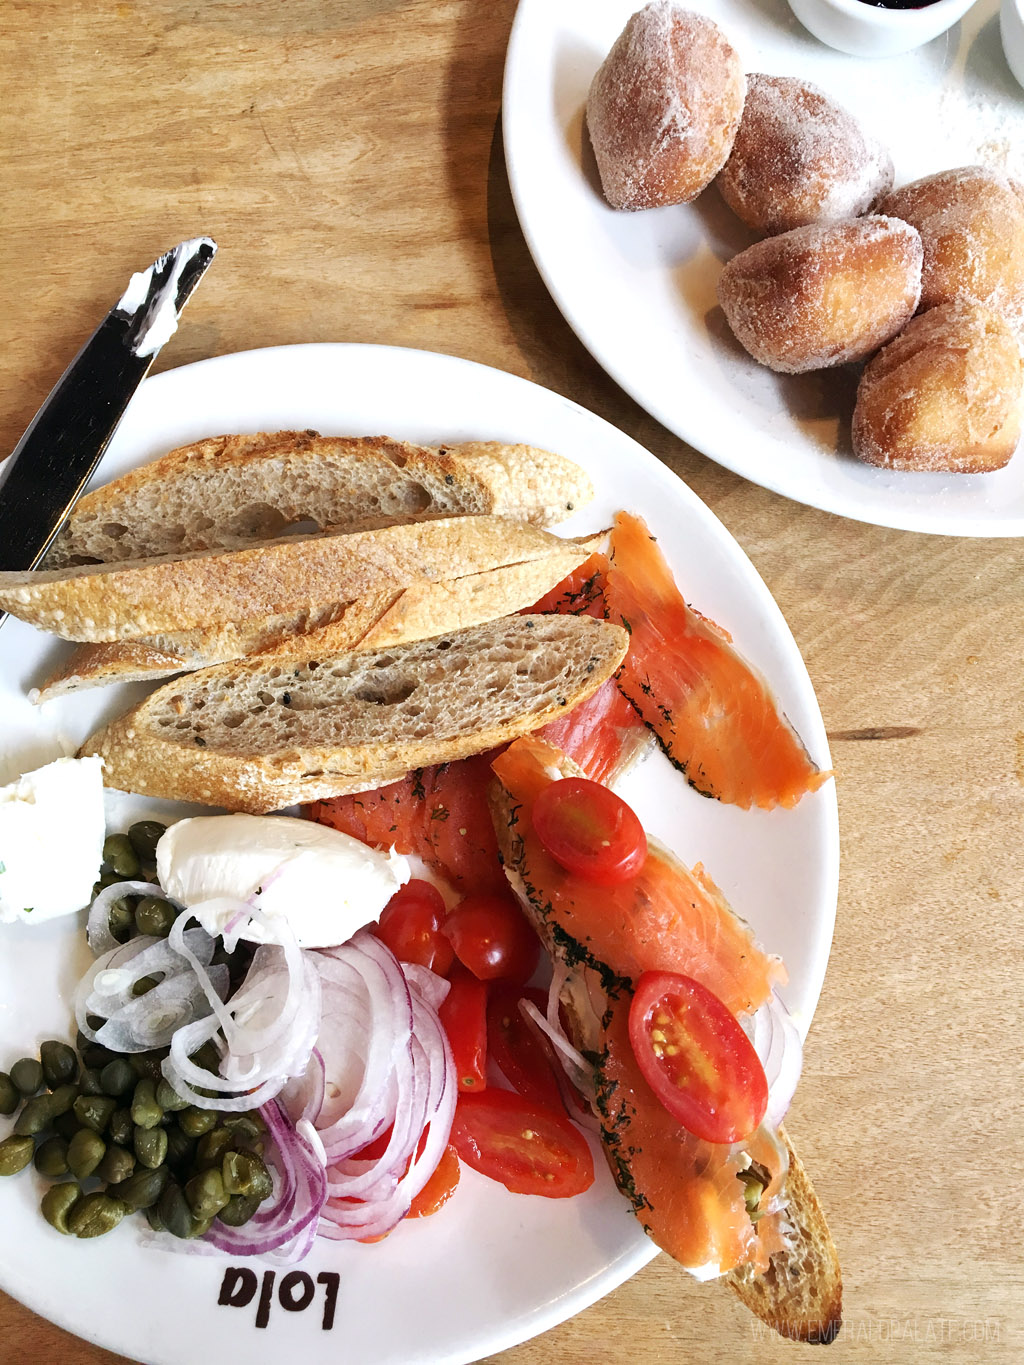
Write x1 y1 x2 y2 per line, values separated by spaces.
0 820 274 1242
0 1035 273 1240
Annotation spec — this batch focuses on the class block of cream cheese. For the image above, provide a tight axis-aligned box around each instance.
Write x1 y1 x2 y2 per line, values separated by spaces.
156 812 411 948
0 756 105 924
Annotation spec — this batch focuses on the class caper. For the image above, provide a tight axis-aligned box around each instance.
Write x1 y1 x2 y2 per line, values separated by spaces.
108 1107 134 1147
158 1182 203 1239
196 1126 234 1170
156 1078 188 1112
0 1135 35 1176
178 1106 218 1138
222 1150 273 1200
39 1040 79 1089
164 1127 197 1171
134 1125 168 1170
129 1052 165 1082
77 1065 105 1097
67 1128 106 1180
100 1058 136 1098
97 1144 136 1185
185 1168 229 1220
127 820 167 864
14 1093 60 1137
131 1078 163 1130
10 1057 43 1096
48 1084 78 1117
72 1094 116 1134
113 1163 170 1211
135 897 177 938
224 1110 265 1138
34 1135 70 1178
106 897 135 944
53 1111 81 1142
217 1192 263 1227
145 1202 165 1233
102 833 141 879
67 1190 128 1239
40 1182 82 1235
189 1040 221 1075
0 1073 18 1116
82 1043 119 1071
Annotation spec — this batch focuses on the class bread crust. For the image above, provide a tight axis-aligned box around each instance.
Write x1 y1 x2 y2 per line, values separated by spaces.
44 433 594 567
0 518 592 643
33 539 603 700
78 615 629 811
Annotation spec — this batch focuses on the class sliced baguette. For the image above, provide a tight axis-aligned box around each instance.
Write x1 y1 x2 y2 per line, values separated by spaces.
487 745 842 1345
33 541 600 700
44 431 594 566
79 615 629 812
727 1129 843 1344
0 517 591 643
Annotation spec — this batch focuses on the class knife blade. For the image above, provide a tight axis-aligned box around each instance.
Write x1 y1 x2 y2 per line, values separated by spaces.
0 235 217 592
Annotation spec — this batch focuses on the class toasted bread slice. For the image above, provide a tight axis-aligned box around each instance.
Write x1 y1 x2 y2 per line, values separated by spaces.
79 615 629 812
727 1128 842 1344
0 517 592 643
33 538 601 701
487 743 842 1344
44 432 594 567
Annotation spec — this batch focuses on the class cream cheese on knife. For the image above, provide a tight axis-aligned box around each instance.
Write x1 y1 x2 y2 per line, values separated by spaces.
0 756 105 924
156 812 411 948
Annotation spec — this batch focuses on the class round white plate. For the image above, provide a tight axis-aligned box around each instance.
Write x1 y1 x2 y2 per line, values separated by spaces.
502 0 1024 535
0 343 839 1365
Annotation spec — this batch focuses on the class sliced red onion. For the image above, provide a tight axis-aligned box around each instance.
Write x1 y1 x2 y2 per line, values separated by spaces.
87 881 177 957
277 932 455 1243
74 928 229 1053
743 990 803 1131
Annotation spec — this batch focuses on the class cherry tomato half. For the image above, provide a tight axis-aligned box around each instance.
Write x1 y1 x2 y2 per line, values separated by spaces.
450 1088 594 1198
532 777 647 884
628 971 768 1145
374 879 454 976
443 892 540 984
407 1144 461 1218
438 968 488 1091
486 984 564 1111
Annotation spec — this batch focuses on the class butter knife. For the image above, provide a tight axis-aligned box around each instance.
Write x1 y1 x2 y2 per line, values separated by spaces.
0 236 217 594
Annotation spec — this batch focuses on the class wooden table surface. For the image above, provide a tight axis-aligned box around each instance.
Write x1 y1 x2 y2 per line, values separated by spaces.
2 2 1022 1362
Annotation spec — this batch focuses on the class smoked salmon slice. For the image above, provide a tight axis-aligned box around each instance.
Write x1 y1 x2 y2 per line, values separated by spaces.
489 734 792 1276
529 553 650 785
606 511 830 810
490 736 782 1017
309 751 508 896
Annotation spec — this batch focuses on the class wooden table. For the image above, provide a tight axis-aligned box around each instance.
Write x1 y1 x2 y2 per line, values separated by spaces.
2 2 1022 1362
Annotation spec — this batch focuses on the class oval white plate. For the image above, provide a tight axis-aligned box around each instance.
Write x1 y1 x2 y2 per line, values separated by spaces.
503 0 1024 535
0 344 838 1365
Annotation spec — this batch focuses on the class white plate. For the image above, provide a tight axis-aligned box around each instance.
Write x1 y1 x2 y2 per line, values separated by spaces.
502 0 1024 535
0 343 839 1365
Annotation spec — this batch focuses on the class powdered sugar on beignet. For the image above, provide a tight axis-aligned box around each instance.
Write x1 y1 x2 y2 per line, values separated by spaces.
717 75 894 237
717 216 923 373
852 301 1024 473
586 3 745 211
878 167 1024 331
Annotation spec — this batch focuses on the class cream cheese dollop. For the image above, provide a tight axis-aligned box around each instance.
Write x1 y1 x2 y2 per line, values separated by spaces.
0 756 106 925
155 813 411 948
